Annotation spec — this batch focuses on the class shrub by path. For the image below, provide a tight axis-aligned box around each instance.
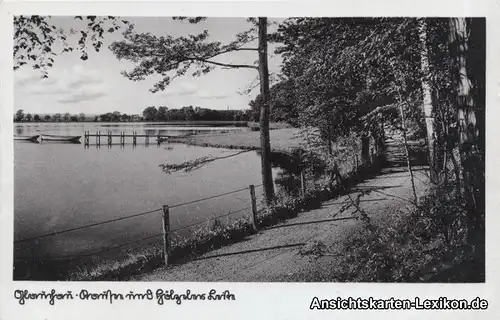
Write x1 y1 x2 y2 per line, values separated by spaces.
133 166 429 282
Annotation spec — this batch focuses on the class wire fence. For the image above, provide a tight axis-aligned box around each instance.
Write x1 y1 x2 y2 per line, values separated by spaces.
15 143 386 273
170 205 253 233
14 183 263 262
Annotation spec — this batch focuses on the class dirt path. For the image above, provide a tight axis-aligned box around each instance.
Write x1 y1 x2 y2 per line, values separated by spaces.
133 166 429 282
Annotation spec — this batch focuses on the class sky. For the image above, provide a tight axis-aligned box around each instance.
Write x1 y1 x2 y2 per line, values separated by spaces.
14 17 284 115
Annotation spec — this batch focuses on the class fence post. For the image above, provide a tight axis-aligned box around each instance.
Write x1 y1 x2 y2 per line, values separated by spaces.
300 171 306 198
249 185 258 231
162 205 171 266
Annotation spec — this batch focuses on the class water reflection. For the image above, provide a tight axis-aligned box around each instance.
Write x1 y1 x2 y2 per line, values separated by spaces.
13 122 250 138
13 123 300 280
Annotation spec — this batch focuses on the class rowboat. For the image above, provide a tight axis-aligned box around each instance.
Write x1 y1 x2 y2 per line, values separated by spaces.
41 134 81 143
14 135 39 142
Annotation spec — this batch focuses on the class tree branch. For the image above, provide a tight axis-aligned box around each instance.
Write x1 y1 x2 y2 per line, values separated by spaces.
192 58 258 70
231 47 259 51
159 150 252 174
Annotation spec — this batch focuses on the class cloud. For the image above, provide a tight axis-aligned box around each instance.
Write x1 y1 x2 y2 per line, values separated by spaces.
15 72 52 87
197 89 229 100
67 65 103 88
157 81 230 100
158 81 198 97
17 64 108 104
29 84 72 95
58 91 107 104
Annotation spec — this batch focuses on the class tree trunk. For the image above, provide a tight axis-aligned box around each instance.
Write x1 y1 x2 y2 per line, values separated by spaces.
326 117 334 156
398 101 419 205
449 18 485 242
470 18 486 234
360 135 370 165
258 17 275 204
418 18 438 183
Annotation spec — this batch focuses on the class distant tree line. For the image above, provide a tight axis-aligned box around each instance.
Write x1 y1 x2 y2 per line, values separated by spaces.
13 106 253 123
141 106 252 122
14 109 87 122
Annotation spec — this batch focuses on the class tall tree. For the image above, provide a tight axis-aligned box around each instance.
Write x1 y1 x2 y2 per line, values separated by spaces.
249 79 299 125
157 106 168 121
109 17 276 203
448 17 485 242
258 17 274 202
418 18 438 182
142 106 158 121
112 111 122 122
121 113 130 122
15 109 24 122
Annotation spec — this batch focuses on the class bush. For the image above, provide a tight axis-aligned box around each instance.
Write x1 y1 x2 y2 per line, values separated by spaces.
328 182 483 283
257 190 326 228
170 216 255 261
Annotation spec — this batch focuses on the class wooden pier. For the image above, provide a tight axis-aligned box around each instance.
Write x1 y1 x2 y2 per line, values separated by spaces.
84 131 172 147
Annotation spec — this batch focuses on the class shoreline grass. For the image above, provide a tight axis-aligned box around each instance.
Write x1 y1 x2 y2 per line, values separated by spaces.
168 128 302 153
64 154 384 281
15 130 386 281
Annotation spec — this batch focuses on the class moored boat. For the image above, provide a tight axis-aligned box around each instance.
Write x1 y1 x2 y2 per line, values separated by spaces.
41 134 81 143
14 135 40 142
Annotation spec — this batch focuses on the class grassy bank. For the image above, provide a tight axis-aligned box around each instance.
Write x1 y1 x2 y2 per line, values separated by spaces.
247 122 293 131
69 218 257 281
295 168 484 283
66 151 384 281
169 128 302 152
327 195 484 283
19 130 385 281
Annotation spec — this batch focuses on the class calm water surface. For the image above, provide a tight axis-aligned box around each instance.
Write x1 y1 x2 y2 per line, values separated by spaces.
14 123 281 277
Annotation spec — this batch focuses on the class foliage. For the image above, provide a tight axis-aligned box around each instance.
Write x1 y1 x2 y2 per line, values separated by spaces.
13 107 253 123
108 17 276 203
14 109 87 122
70 246 163 281
273 18 427 143
140 106 251 122
70 215 255 281
159 150 250 174
170 216 255 261
416 182 467 246
109 18 259 93
327 182 482 282
249 79 299 125
272 17 484 244
14 109 25 122
14 15 128 77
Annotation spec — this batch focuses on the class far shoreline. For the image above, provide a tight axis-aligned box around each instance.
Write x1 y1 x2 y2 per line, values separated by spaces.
169 127 302 153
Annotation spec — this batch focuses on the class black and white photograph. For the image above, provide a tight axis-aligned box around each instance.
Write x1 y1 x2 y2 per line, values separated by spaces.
9 14 486 283
1 0 498 318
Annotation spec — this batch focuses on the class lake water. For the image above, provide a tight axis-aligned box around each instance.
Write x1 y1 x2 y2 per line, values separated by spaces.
13 122 283 280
